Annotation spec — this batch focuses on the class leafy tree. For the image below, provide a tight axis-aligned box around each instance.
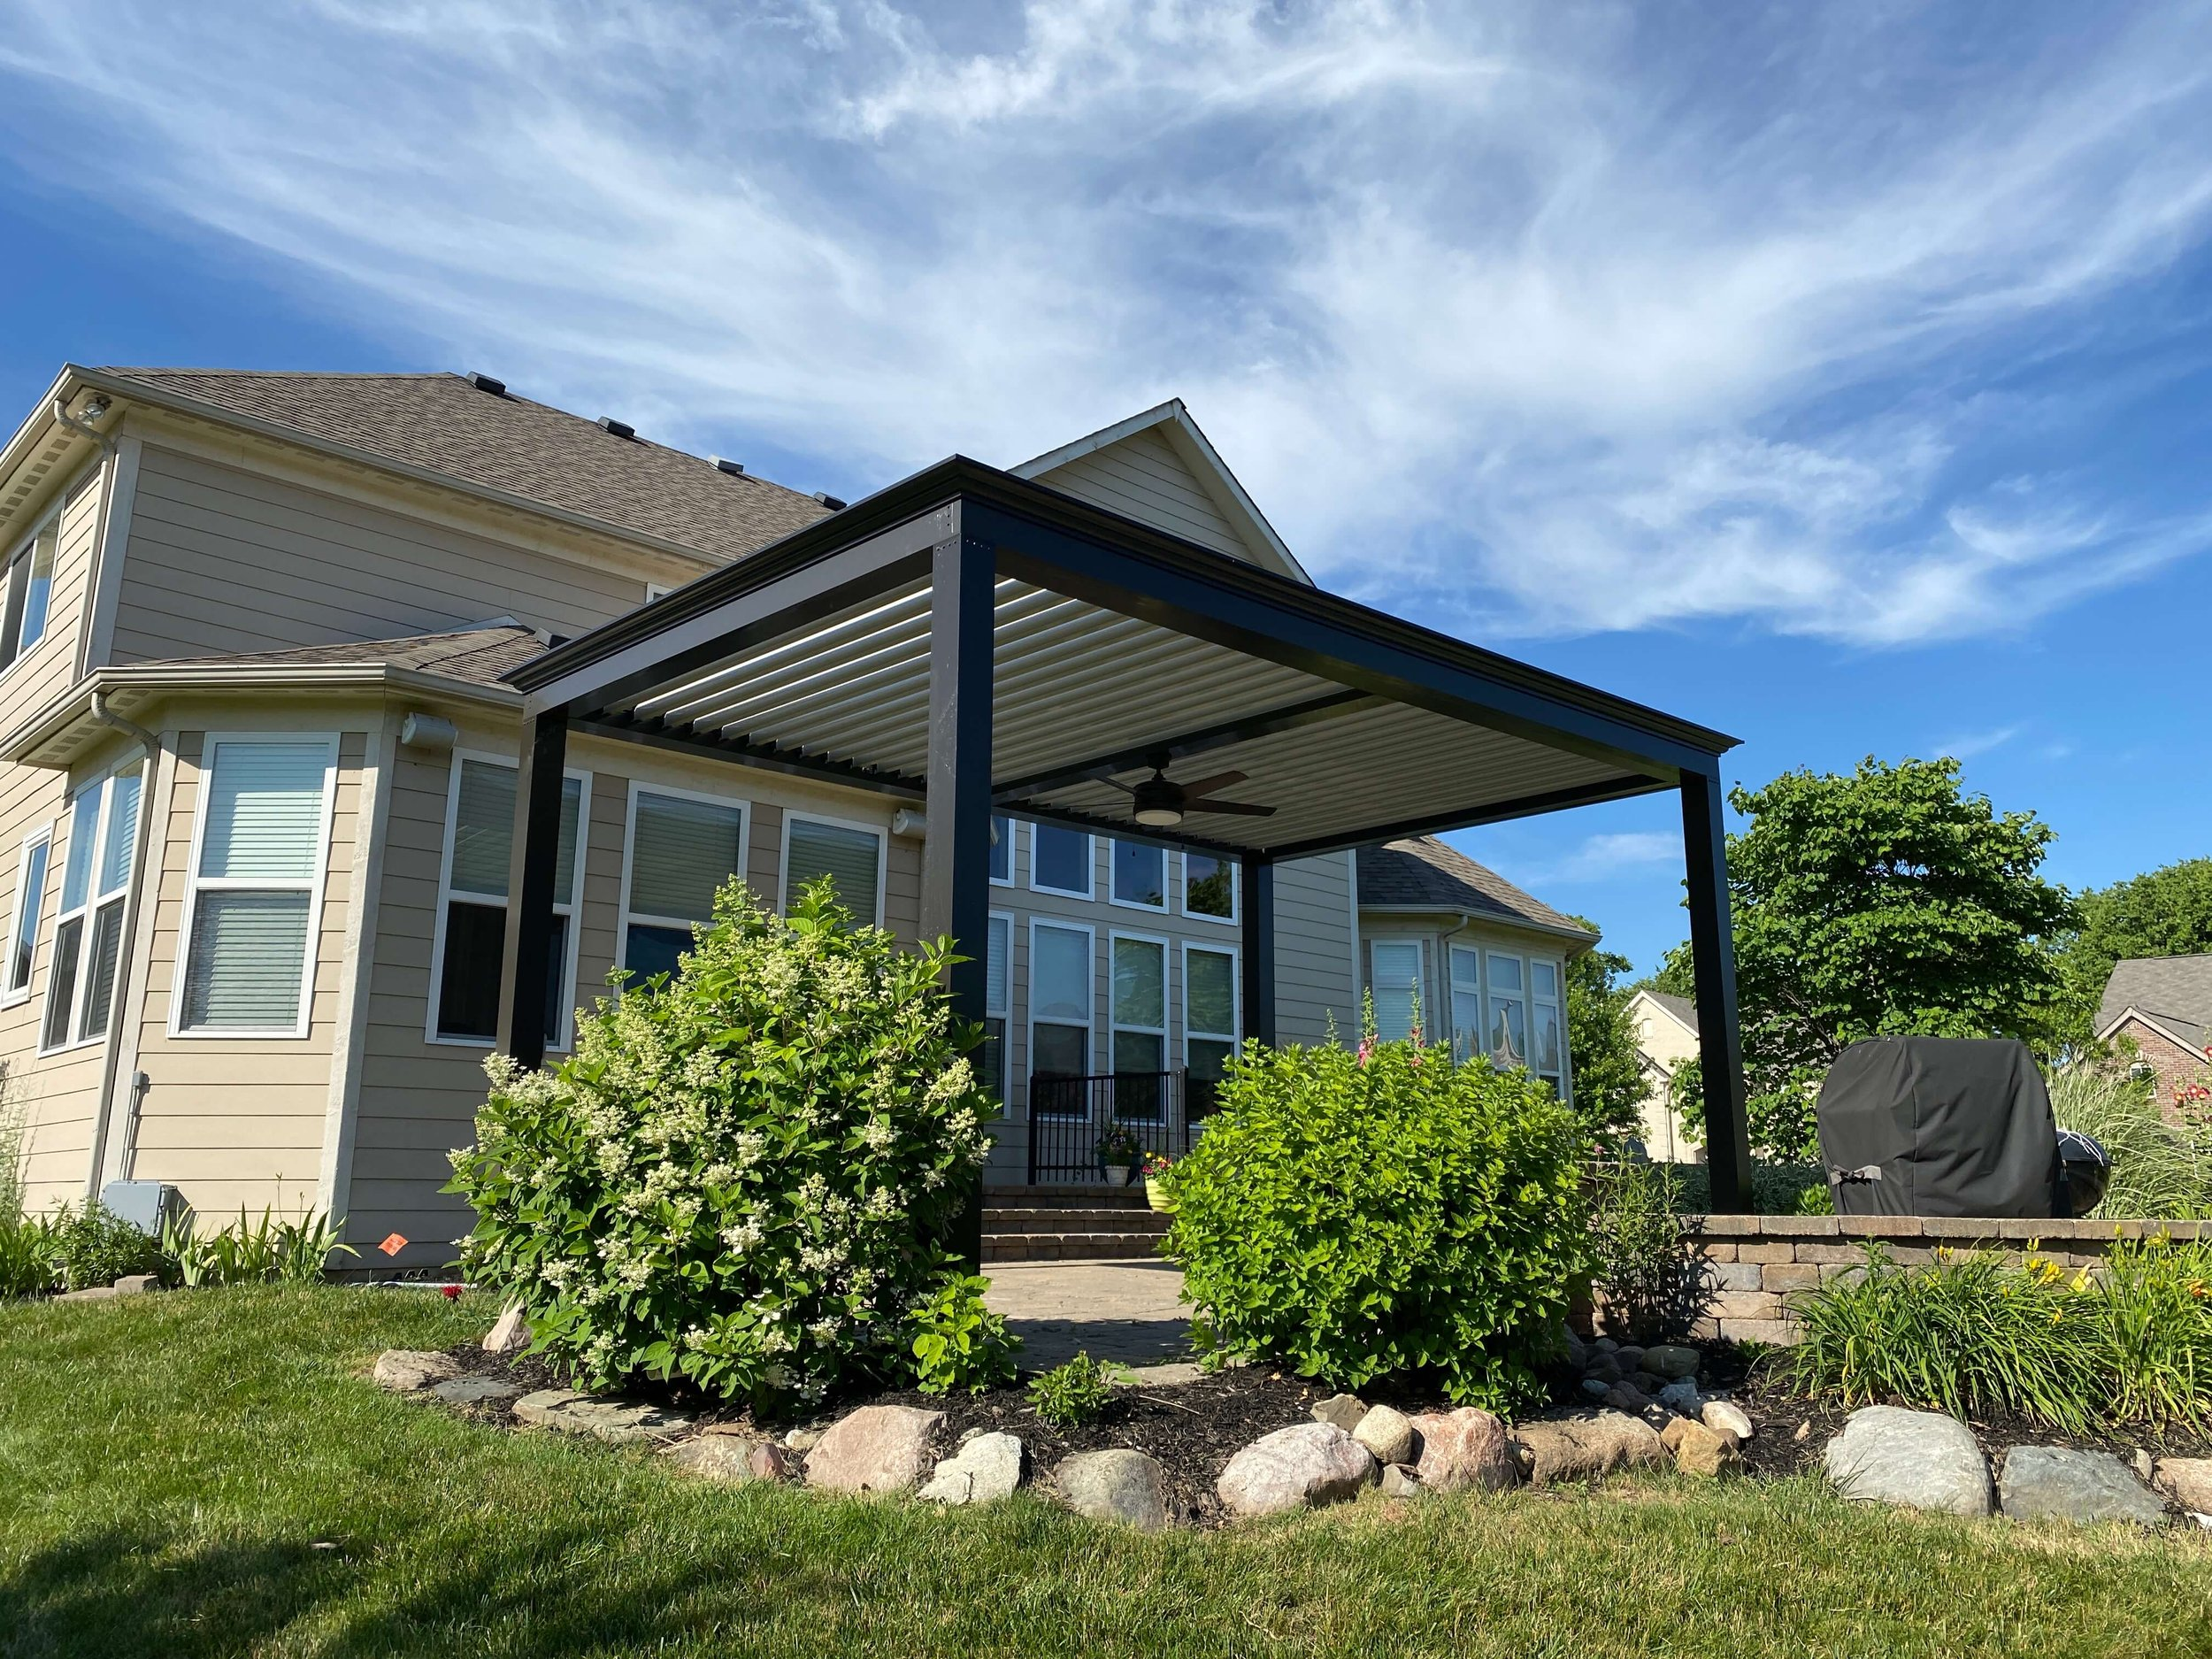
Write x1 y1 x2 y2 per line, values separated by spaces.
2055 859 2212 1048
1563 921 1647 1141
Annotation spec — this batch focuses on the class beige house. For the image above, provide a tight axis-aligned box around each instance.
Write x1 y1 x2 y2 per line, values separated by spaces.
0 367 1387 1264
1626 988 1701 1162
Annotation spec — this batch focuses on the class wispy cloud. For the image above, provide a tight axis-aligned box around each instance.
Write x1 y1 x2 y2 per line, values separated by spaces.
1932 725 2024 761
1511 831 1683 887
3 1 2211 645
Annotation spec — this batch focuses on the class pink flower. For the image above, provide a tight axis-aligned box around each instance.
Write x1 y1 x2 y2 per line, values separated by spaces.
1356 1037 1376 1066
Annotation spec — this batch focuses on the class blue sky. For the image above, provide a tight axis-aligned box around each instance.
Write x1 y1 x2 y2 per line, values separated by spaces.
2 2 2207 973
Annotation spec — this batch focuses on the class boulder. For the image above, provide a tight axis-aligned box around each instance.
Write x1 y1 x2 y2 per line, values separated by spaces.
919 1432 1027 1505
1658 1417 1692 1454
1513 1410 1667 1486
1218 1423 1378 1518
53 1286 118 1302
1824 1407 1992 1517
1672 1419 1740 1478
1642 1344 1701 1380
1702 1401 1754 1444
482 1301 529 1355
803 1405 946 1494
1603 1382 1648 1414
664 1436 789 1484
1583 1353 1624 1386
426 1377 523 1408
1578 1379 1611 1401
2154 1456 2212 1515
1353 1404 1417 1467
1614 1346 1646 1374
1999 1447 2170 1528
1558 1328 1588 1372
1310 1394 1368 1434
112 1274 160 1294
373 1349 464 1393
1055 1448 1171 1532
1655 1380 1702 1416
783 1425 826 1453
1590 1337 1619 1355
513 1389 695 1445
1409 1407 1519 1493
1379 1463 1423 1499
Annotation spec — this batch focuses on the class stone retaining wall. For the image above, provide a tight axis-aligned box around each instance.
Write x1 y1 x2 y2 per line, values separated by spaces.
1675 1215 2205 1346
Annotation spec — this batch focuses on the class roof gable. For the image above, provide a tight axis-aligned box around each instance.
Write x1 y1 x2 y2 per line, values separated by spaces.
2098 956 2212 1039
1013 400 1310 583
1356 837 1596 941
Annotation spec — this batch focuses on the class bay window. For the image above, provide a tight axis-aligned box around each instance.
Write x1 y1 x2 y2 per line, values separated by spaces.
42 765 142 1048
782 813 884 926
621 785 746 983
1485 951 1527 1066
1449 945 1483 1063
1530 959 1564 1094
1369 939 1423 1043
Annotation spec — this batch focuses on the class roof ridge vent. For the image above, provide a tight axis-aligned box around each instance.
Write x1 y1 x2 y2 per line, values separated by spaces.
710 456 745 476
598 417 637 441
813 490 848 511
465 371 508 396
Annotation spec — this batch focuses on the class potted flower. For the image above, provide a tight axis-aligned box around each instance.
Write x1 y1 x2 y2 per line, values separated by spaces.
1095 1124 1143 1187
1141 1149 1176 1213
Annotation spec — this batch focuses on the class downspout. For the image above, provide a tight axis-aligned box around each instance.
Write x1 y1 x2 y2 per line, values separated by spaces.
83 690 162 1195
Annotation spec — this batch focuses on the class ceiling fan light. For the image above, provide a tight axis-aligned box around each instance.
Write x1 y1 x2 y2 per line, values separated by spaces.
1132 772 1185 827
1134 803 1184 827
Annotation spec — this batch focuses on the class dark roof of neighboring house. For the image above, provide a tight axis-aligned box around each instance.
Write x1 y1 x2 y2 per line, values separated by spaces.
93 368 833 562
1642 989 1699 1034
149 623 548 687
1356 837 1595 940
2099 956 2212 1053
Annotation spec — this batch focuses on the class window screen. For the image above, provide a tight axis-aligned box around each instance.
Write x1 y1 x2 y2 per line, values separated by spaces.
1371 941 1421 1043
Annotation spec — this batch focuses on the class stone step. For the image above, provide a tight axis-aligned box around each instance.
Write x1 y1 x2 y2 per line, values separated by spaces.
984 1207 1171 1235
982 1233 1169 1263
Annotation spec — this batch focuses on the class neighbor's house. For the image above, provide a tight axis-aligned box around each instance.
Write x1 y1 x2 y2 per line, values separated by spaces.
2097 956 2212 1108
0 368 1375 1263
1625 987 1701 1163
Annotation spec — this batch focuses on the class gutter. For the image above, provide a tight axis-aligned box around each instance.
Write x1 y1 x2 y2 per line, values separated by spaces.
83 691 161 1198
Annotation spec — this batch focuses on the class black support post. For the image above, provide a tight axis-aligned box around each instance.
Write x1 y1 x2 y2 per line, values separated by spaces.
496 707 568 1070
922 532 995 1270
1681 767 1752 1213
1239 856 1276 1048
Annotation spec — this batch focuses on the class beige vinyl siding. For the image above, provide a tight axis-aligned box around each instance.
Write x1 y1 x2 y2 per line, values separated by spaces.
122 729 367 1218
1273 851 1357 1047
110 444 654 663
1031 427 1253 562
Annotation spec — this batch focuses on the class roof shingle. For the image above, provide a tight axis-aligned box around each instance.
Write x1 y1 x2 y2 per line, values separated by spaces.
1356 837 1595 939
2099 956 2212 1051
142 623 546 687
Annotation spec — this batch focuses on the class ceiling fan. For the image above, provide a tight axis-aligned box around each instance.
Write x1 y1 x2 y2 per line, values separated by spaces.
1104 754 1277 828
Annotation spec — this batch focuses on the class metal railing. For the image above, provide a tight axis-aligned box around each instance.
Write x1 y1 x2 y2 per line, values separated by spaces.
1025 1070 1221 1184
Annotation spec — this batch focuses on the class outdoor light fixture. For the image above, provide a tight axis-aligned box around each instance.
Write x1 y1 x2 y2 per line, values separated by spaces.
1131 770 1186 827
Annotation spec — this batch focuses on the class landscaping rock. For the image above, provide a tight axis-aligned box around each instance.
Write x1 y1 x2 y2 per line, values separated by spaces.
2154 1456 2212 1514
1824 1407 1992 1517
804 1405 946 1494
513 1389 695 1445
1311 1394 1368 1434
1672 1420 1740 1478
1655 1380 1702 1416
53 1286 117 1302
1513 1410 1666 1486
426 1377 523 1409
1642 1344 1701 1379
1055 1448 1171 1532
1659 1417 1691 1453
919 1432 1027 1506
1409 1407 1519 1493
1353 1404 1417 1466
1999 1447 2170 1528
1603 1382 1648 1414
373 1349 464 1393
1614 1346 1646 1374
1380 1463 1422 1499
1578 1379 1611 1401
1219 1423 1378 1518
1632 1372 1670 1398
1558 1329 1588 1372
1583 1353 1624 1386
482 1302 528 1355
1702 1401 1754 1444
112 1274 159 1294
783 1426 826 1453
1590 1336 1618 1354
664 1436 789 1485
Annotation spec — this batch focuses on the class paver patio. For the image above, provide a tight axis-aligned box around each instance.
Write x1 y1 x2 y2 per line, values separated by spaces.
984 1259 1193 1370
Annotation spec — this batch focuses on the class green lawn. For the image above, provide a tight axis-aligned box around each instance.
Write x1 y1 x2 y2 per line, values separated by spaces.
3 1287 2209 1658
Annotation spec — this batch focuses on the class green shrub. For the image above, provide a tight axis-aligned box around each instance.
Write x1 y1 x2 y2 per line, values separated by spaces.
161 1205 356 1286
446 879 995 1409
907 1271 1020 1395
1027 1352 1119 1429
1586 1159 1698 1342
0 1213 57 1299
48 1203 165 1292
1165 1033 1588 1412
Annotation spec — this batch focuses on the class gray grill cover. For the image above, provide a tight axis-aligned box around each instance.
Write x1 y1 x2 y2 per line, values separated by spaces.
1816 1038 2060 1218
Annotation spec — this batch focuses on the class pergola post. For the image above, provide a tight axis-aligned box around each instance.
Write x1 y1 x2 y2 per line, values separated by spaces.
1239 856 1276 1048
921 531 995 1270
1681 766 1752 1213
496 706 569 1070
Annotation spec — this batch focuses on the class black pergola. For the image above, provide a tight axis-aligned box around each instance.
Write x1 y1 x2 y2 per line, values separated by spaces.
495 456 1753 1215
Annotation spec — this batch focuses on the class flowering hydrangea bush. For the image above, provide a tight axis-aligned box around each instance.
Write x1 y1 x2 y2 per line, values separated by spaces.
447 879 996 1408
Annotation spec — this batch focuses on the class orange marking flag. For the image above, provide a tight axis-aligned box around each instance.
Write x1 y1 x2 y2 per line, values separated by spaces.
378 1233 409 1256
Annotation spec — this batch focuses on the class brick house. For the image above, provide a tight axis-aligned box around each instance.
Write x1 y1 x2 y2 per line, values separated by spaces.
2096 956 2212 1111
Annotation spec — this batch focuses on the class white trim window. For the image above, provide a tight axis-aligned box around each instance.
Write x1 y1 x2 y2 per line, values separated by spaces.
781 811 886 926
1530 958 1565 1095
1028 823 1092 899
173 735 337 1038
988 813 1014 887
619 783 747 983
1027 918 1093 1113
0 517 58 676
1485 951 1528 1068
41 766 142 1050
1448 945 1484 1064
980 910 1012 1102
428 753 589 1048
4 823 53 1006
1110 839 1167 911
1181 850 1236 923
1369 938 1424 1043
1183 941 1238 1117
1110 930 1169 1122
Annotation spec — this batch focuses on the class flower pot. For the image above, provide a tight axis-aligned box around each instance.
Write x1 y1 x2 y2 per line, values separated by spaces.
1145 1177 1175 1213
1100 1162 1136 1187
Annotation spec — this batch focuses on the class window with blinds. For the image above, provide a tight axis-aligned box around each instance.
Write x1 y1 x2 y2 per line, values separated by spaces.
623 787 745 983
1370 940 1423 1043
177 738 334 1035
434 757 585 1044
783 815 882 926
40 765 142 1050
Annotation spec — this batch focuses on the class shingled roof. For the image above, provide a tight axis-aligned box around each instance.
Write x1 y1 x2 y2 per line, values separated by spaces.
93 368 833 562
147 623 547 687
1356 837 1596 941
2099 956 2212 1052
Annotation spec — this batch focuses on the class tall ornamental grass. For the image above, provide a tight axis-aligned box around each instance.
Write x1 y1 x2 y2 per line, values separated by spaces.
2049 1062 2212 1220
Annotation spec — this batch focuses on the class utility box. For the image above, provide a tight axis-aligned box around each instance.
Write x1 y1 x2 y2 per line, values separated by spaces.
100 1179 186 1238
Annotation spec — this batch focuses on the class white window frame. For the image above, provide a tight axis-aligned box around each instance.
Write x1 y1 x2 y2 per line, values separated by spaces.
988 813 1014 888
424 749 593 1051
1179 849 1239 926
1108 838 1170 914
169 732 340 1041
981 907 1013 1104
1108 925 1171 1066
1367 935 1425 1043
1485 949 1529 1069
779 808 887 927
39 762 144 1055
1026 822 1093 900
0 511 60 684
1026 916 1094 1117
1181 938 1240 1064
1529 955 1566 1095
616 778 750 974
1448 944 1484 1064
3 820 55 1009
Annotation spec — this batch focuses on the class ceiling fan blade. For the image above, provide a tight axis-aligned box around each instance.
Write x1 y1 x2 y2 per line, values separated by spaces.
1173 770 1248 799
1188 798 1275 818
